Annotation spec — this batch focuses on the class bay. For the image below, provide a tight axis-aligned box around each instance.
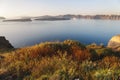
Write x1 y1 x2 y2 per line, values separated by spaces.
0 19 120 48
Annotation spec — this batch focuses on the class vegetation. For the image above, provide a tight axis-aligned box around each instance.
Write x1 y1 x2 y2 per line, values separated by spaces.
0 40 120 80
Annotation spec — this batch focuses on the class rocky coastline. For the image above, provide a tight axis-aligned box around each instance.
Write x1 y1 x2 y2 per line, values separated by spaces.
0 36 13 49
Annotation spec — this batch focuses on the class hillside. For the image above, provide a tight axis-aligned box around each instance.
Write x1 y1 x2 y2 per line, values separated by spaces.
0 40 120 80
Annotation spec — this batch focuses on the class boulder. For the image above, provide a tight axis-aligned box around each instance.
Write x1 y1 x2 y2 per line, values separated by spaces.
108 35 120 51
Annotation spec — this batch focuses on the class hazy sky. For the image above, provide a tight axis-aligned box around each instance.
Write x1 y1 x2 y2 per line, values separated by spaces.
0 0 120 18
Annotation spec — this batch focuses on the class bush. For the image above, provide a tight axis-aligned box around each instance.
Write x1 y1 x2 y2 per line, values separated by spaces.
0 40 120 80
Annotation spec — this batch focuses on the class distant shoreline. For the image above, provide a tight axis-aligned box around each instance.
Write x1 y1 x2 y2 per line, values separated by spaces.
1 14 120 22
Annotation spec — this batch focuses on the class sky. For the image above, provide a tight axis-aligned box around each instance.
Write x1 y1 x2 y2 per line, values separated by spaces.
0 0 120 18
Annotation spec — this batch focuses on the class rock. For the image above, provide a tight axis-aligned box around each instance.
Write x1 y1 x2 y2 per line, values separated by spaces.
108 35 120 51
0 36 13 49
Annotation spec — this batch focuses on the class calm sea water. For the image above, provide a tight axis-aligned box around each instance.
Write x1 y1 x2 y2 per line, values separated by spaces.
0 19 120 48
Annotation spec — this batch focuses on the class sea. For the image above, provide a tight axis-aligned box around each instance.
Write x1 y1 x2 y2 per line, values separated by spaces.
0 19 120 48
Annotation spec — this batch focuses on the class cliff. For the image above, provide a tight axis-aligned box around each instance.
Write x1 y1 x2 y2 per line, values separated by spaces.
108 35 120 51
0 36 13 49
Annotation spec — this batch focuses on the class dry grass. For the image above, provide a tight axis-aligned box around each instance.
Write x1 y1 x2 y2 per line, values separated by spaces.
0 40 120 80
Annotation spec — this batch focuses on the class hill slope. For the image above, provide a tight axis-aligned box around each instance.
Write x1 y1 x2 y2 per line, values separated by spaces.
0 40 120 80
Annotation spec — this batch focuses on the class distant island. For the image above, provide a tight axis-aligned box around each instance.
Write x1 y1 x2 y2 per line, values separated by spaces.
34 15 70 21
1 14 120 22
0 17 5 20
64 14 120 20
34 14 120 20
3 18 32 22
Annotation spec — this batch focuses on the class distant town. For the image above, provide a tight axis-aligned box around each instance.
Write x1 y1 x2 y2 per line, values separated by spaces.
1 14 120 22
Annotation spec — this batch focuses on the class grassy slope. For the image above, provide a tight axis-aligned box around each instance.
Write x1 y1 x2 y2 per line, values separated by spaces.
0 40 120 80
